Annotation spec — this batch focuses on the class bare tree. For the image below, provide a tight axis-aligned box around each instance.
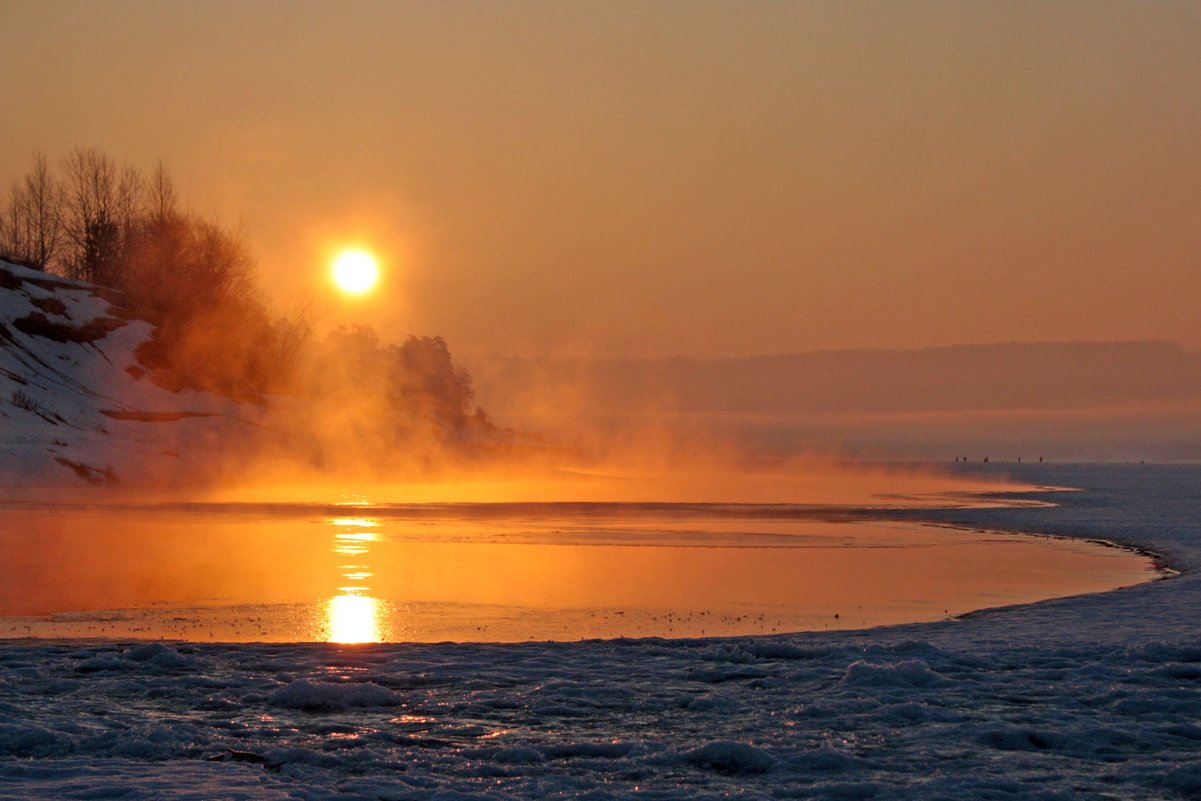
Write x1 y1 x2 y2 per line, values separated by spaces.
114 164 145 235
145 161 178 224
0 152 64 271
62 148 115 237
121 210 257 323
22 152 63 270
61 147 126 282
0 184 29 264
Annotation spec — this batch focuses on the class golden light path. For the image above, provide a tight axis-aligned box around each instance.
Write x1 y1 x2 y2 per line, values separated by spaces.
330 249 379 295
326 516 385 643
326 594 383 644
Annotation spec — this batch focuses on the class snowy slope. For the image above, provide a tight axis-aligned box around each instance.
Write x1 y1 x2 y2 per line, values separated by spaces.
0 259 265 486
0 464 1198 799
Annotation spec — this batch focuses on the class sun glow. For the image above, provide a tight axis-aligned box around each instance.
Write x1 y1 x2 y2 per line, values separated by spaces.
330 249 379 295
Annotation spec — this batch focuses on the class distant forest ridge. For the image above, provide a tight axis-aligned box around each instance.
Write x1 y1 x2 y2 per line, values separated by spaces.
469 340 1201 416
463 340 1201 462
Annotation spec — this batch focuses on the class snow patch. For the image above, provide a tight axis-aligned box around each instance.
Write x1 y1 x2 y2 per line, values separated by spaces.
267 679 402 712
0 723 62 757
685 741 776 774
840 658 949 688
123 643 198 670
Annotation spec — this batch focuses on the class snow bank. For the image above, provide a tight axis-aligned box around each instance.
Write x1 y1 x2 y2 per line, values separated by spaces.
0 259 265 486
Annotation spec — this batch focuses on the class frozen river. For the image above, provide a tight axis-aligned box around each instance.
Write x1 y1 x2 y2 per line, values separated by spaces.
0 463 1198 800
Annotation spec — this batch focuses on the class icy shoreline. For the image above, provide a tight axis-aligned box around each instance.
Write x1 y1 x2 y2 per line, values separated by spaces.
2 463 1199 799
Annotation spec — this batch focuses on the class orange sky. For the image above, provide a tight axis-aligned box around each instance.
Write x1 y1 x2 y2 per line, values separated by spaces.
2 0 1199 358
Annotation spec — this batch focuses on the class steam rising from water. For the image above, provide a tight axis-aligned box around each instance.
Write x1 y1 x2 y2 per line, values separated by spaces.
188 355 1037 504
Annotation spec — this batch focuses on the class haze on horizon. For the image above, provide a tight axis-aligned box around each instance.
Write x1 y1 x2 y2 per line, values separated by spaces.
2 0 1199 361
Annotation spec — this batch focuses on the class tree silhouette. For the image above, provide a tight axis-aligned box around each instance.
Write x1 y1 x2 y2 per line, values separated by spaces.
0 152 63 270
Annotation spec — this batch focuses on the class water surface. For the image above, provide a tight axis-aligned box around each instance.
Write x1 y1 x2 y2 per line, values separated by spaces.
0 502 1155 642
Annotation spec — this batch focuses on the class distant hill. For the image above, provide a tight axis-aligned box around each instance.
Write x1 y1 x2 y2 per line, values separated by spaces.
465 342 1201 462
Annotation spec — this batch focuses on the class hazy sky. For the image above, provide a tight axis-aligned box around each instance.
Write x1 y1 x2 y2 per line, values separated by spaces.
2 0 1199 358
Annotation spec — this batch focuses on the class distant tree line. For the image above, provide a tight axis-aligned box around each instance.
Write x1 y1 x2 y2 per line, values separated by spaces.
1 149 491 450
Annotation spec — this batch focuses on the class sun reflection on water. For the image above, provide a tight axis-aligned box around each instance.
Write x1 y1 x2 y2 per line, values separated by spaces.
325 516 386 644
326 593 383 644
331 517 379 528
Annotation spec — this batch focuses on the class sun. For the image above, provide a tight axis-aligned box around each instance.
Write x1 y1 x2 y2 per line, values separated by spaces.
330 249 380 295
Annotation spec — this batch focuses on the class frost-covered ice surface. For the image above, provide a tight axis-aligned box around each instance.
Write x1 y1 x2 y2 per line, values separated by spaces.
2 463 1200 800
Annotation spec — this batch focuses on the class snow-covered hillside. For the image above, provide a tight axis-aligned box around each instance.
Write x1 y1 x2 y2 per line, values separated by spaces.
0 259 265 486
